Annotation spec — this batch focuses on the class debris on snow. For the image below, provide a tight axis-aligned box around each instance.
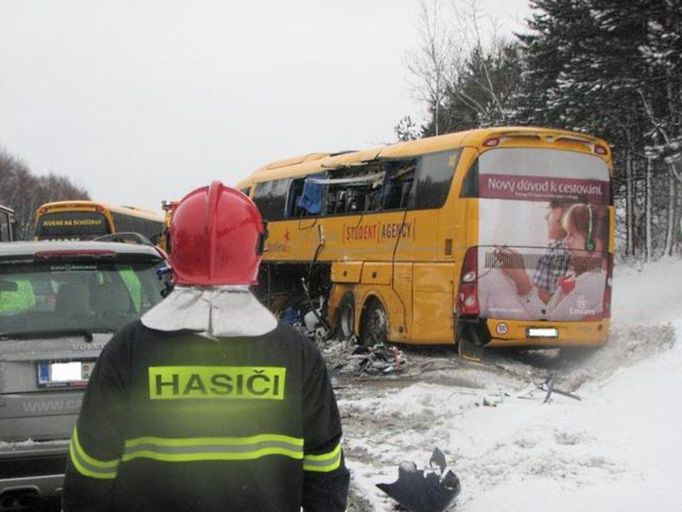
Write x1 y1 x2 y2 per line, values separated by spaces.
377 447 461 512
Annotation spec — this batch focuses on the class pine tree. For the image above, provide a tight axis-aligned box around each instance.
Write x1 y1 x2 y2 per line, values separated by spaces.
513 0 682 258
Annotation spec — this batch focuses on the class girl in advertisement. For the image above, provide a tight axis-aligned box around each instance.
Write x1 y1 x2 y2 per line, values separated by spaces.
544 203 609 320
497 203 609 321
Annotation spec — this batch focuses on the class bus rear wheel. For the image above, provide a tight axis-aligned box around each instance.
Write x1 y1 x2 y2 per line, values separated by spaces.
338 292 355 341
360 298 388 346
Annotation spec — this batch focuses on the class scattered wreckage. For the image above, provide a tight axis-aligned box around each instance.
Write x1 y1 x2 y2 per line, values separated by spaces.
377 448 461 512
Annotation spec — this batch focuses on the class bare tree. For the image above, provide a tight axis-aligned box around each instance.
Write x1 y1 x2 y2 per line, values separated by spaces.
0 148 89 239
450 0 513 122
401 0 523 138
404 0 457 136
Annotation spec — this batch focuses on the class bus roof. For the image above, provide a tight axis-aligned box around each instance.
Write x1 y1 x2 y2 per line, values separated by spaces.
237 126 611 186
36 200 163 221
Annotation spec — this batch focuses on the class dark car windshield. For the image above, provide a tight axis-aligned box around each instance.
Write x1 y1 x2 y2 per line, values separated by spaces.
0 259 165 336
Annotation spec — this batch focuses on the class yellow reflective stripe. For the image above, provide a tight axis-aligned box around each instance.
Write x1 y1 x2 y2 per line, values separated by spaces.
122 434 304 463
124 433 303 448
69 427 119 479
303 443 342 473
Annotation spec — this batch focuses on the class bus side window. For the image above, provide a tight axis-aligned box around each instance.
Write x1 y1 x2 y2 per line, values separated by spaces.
325 190 336 214
286 179 305 217
322 164 404 215
143 218 163 241
131 217 143 237
365 188 383 211
382 161 416 210
333 190 346 214
134 217 147 238
286 173 325 217
112 212 132 233
345 189 360 213
399 180 413 208
253 178 291 221
460 159 479 198
139 218 150 239
414 150 460 209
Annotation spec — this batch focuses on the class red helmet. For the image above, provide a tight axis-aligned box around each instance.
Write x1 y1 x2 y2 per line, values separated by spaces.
170 181 265 286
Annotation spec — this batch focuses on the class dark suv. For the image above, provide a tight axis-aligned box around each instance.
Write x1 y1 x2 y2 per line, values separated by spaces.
0 241 167 510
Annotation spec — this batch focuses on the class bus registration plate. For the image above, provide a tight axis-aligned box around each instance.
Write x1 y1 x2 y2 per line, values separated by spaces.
527 328 558 338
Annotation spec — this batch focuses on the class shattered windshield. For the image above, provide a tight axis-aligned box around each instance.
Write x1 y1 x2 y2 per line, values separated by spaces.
0 260 165 336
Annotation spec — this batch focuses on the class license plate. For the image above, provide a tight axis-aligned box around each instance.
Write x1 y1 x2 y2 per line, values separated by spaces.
38 361 95 387
527 327 558 338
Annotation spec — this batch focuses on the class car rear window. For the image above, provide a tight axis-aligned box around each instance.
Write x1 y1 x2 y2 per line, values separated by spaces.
0 259 165 335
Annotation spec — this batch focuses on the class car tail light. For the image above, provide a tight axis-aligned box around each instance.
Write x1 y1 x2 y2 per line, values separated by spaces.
457 247 479 315
594 144 608 155
483 137 500 147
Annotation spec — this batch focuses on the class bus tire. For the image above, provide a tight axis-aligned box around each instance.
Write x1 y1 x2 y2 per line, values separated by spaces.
337 292 356 341
360 297 388 347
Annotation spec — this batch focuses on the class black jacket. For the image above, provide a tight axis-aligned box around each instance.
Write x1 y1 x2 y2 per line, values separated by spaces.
62 320 349 512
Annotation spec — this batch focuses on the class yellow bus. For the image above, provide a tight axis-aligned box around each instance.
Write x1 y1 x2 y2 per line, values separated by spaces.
34 201 164 244
238 127 614 354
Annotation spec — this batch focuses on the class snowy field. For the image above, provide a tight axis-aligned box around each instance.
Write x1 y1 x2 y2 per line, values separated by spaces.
333 259 682 511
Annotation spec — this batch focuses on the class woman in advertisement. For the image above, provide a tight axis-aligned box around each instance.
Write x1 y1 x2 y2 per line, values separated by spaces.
497 203 609 321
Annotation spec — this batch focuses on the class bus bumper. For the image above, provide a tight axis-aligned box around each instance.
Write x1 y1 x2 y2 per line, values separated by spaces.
483 318 611 348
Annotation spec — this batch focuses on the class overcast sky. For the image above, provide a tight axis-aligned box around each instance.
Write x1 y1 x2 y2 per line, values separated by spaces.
1 0 531 214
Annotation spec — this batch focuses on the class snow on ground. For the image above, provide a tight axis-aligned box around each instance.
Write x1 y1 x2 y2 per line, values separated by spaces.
336 258 682 511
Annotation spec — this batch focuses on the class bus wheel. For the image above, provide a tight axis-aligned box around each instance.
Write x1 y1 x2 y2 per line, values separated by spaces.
360 298 388 346
338 292 355 341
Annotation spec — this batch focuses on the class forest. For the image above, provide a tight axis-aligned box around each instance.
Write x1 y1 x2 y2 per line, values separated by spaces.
0 151 89 240
397 0 681 260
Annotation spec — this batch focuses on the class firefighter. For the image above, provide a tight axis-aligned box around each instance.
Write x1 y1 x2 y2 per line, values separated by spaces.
62 182 350 512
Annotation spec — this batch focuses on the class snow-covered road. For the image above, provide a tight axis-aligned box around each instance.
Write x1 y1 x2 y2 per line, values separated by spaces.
335 259 682 511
